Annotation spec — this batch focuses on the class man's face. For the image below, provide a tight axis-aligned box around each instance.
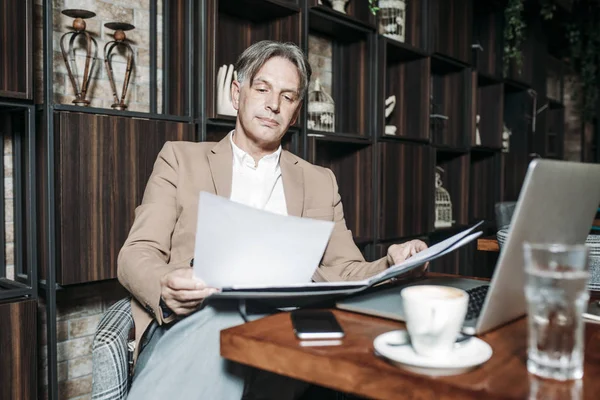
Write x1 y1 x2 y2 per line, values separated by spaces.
231 56 302 148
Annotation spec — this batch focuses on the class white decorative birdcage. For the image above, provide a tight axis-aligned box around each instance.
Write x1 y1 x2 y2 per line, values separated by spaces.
434 167 454 228
378 0 406 43
307 78 335 132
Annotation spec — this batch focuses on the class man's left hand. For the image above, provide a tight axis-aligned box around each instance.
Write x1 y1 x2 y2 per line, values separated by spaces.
387 239 429 278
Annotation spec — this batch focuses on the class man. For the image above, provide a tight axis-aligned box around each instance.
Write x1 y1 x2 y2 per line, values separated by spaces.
119 40 428 399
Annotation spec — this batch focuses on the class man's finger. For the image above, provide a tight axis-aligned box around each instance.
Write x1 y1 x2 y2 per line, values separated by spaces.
168 288 215 302
166 275 205 291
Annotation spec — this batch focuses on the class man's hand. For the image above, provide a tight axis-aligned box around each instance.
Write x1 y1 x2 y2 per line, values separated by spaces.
387 239 429 279
160 268 218 317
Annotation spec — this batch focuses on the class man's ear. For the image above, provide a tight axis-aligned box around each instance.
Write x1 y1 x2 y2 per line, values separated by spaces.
231 80 241 111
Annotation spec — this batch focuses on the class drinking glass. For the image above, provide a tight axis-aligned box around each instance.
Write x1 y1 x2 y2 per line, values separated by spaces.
524 243 590 381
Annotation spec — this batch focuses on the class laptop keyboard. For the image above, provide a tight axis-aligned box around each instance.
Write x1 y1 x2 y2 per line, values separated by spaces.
465 285 490 320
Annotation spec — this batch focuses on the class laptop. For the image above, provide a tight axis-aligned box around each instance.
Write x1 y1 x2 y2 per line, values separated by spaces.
337 159 600 335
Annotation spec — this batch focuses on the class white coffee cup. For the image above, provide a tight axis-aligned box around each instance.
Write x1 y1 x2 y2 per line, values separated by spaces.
401 285 469 358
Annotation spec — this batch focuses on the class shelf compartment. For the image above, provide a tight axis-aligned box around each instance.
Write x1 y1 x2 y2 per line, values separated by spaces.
381 38 429 141
546 55 565 103
308 0 375 30
0 0 32 99
473 71 504 148
378 0 428 53
205 0 302 119
545 107 565 160
435 150 470 228
52 111 195 285
308 24 373 137
430 62 471 148
472 5 503 78
469 151 501 223
308 139 373 241
428 0 472 64
378 142 433 240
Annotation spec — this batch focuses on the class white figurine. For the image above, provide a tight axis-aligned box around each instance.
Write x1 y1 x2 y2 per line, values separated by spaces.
384 95 397 135
216 64 237 117
502 123 512 153
329 0 348 13
475 114 482 146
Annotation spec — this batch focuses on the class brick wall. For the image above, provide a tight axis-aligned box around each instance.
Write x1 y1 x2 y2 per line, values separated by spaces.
563 73 583 161
308 34 333 99
38 281 128 400
35 0 163 112
4 136 14 280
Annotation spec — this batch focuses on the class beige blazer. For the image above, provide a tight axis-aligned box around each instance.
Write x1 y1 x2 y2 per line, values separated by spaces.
117 136 391 350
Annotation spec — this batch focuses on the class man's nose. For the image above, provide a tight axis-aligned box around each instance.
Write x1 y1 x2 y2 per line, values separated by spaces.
266 93 280 113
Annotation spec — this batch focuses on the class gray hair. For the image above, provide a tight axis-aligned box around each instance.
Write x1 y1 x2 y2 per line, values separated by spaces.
235 40 312 100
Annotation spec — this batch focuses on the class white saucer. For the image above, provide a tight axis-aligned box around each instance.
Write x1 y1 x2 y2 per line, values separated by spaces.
373 330 493 376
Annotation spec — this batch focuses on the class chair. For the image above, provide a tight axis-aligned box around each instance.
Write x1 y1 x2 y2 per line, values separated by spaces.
91 297 134 400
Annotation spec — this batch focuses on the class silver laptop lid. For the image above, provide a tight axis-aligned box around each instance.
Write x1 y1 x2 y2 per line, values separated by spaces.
476 159 600 334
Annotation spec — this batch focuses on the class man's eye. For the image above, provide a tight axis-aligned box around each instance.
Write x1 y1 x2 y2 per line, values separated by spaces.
284 95 293 102
256 87 268 93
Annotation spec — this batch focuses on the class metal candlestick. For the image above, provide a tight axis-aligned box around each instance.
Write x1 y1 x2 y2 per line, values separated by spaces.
60 9 98 106
103 22 135 111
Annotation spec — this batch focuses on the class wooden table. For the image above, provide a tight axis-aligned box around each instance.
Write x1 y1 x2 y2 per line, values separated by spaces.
221 308 600 400
477 236 499 252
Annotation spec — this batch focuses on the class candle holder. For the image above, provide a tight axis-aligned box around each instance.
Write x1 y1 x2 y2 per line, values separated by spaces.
103 22 135 111
60 9 98 106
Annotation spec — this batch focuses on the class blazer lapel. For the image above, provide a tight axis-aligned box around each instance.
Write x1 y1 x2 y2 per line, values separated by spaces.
281 151 304 217
207 136 233 198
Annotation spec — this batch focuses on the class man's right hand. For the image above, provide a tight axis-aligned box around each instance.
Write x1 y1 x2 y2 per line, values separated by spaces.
160 268 218 317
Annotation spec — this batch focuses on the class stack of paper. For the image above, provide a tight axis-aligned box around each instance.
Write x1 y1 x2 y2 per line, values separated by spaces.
193 192 483 298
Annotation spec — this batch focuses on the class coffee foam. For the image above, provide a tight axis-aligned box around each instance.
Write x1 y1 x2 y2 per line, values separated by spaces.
402 285 465 300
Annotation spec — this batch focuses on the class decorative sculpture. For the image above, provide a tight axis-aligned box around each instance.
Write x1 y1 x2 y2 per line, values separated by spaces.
60 9 98 106
326 0 349 14
307 78 335 132
502 123 512 153
216 64 238 117
475 114 482 145
434 167 454 229
103 22 135 110
384 95 397 135
378 0 406 42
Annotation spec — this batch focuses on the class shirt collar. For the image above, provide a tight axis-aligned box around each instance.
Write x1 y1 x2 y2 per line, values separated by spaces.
229 131 282 169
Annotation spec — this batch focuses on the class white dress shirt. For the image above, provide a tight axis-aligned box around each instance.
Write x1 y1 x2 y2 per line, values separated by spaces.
229 132 288 216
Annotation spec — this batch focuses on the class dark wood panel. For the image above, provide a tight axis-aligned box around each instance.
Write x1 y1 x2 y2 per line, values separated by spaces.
429 234 474 275
55 112 195 285
0 299 36 400
429 0 472 64
378 142 433 240
503 90 533 201
431 69 470 148
383 51 429 140
472 9 503 78
333 38 371 136
309 140 373 241
476 83 504 148
470 151 501 222
436 151 469 226
0 0 32 99
166 0 189 116
546 107 565 159
205 0 301 119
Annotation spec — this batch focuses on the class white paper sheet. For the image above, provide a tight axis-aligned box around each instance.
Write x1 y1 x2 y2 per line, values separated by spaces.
193 192 335 287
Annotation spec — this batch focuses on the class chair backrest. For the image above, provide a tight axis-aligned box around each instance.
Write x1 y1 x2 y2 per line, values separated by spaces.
495 201 517 230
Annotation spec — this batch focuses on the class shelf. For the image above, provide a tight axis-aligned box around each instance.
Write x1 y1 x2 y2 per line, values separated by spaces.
473 72 504 149
205 0 301 119
470 151 501 222
477 71 503 87
307 131 372 145
382 42 429 141
429 0 472 64
379 0 429 54
308 1 375 31
430 54 468 75
219 0 300 22
435 151 469 227
385 37 429 63
378 142 433 240
309 8 372 42
309 140 373 241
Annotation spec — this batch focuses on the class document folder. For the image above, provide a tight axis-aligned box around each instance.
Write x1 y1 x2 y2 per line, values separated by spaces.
211 221 484 305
